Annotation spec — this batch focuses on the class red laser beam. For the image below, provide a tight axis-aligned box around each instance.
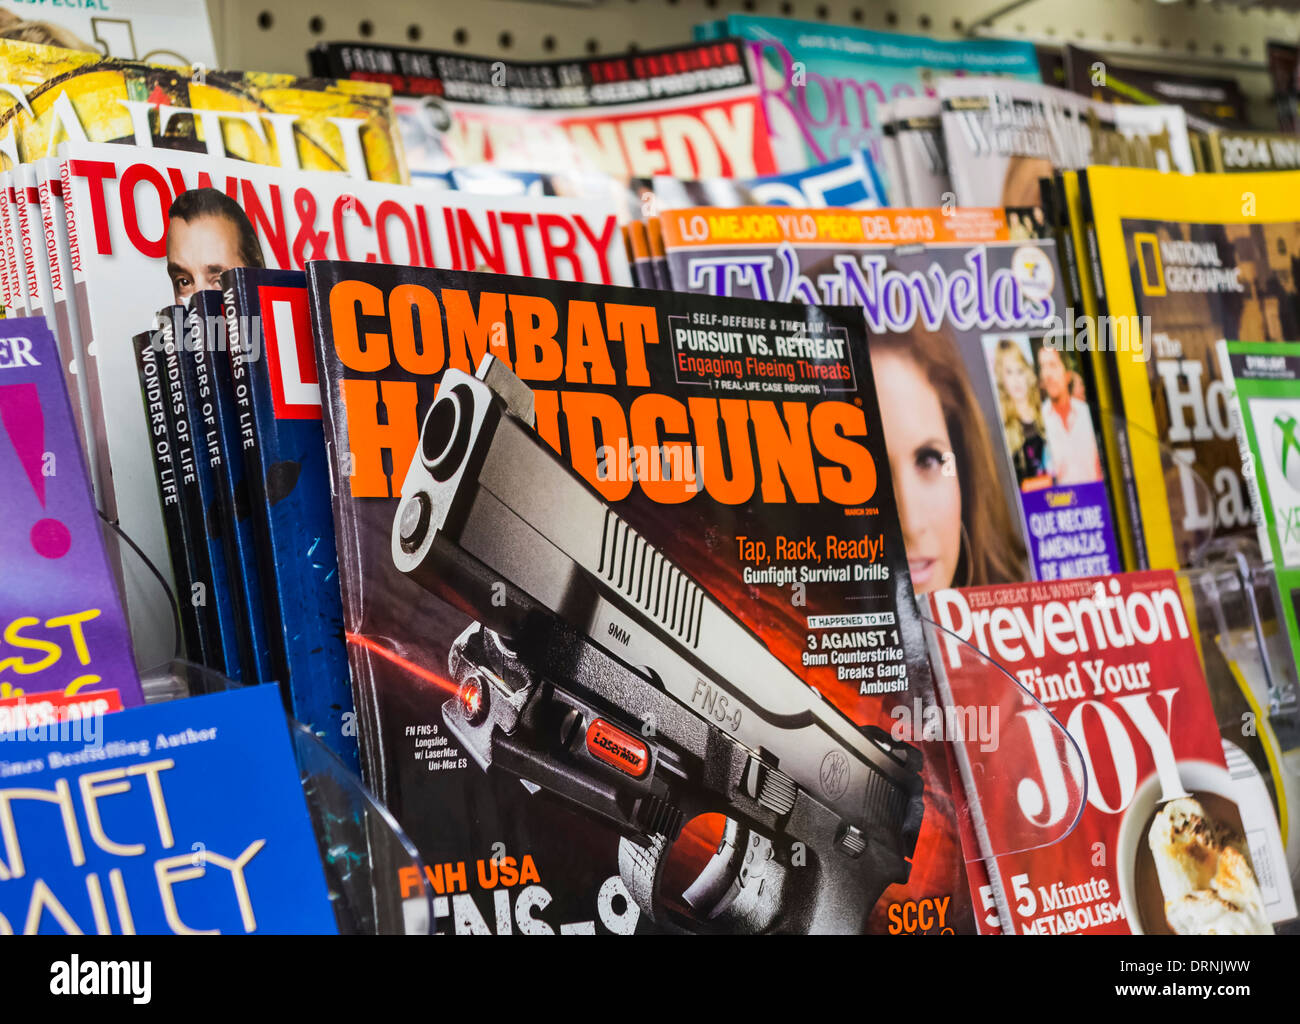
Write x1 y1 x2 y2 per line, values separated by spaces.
346 632 459 696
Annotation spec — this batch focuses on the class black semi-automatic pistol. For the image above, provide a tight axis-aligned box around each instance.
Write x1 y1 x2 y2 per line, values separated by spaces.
391 355 924 933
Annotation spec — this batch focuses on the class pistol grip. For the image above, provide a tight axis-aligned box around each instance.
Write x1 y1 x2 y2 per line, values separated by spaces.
617 832 677 930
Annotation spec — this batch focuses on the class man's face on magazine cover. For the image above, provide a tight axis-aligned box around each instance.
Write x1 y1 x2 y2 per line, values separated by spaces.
1038 345 1068 402
166 213 245 302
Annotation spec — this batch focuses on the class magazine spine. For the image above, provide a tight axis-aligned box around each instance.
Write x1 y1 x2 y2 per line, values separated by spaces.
133 325 200 663
224 275 291 686
1079 171 1149 570
1 181 28 316
304 263 383 791
178 304 248 681
164 305 224 669
1217 342 1274 567
223 269 359 771
198 290 277 684
34 165 86 459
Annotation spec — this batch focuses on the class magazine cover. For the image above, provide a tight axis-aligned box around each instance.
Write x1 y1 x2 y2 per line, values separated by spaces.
1220 340 1300 684
307 261 971 934
876 104 908 208
939 78 1196 208
1185 565 1300 892
310 39 777 188
59 139 629 673
1268 41 1300 135
924 570 1293 934
1084 166 1300 570
222 268 357 769
883 96 951 208
693 14 1039 186
0 0 217 68
637 150 886 212
0 316 140 705
657 205 1120 588
0 684 338 935
1061 44 1248 129
0 37 406 182
1208 130 1300 173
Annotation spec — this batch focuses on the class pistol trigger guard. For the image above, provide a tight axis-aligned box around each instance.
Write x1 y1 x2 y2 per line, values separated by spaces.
682 818 784 933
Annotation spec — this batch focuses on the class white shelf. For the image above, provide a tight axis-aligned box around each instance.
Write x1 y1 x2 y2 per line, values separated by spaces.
209 0 1300 125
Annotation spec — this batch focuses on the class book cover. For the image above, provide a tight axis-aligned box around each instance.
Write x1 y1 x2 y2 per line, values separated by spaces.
657 205 1121 589
0 315 140 705
1084 167 1300 569
696 14 1039 189
0 683 338 935
307 261 970 934
924 571 1290 934
59 139 629 673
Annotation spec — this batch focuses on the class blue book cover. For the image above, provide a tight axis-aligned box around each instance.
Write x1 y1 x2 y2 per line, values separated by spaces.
696 15 1040 191
0 684 337 934
222 268 358 772
190 290 275 686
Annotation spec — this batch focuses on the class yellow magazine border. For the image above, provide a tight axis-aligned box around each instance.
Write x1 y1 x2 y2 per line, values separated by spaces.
1087 166 1300 569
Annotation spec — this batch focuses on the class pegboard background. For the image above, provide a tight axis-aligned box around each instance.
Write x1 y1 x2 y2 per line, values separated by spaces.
208 0 1300 125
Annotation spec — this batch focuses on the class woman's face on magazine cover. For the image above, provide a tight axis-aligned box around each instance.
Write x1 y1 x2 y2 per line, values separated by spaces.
874 351 962 594
997 348 1031 404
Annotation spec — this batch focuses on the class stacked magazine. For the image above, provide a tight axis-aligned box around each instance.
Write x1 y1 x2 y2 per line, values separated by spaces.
1 8 1298 938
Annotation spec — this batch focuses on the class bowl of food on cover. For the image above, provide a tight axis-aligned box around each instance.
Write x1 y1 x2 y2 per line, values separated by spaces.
1115 759 1271 935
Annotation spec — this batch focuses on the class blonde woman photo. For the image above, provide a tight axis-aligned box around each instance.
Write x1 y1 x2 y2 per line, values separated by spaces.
990 337 1051 489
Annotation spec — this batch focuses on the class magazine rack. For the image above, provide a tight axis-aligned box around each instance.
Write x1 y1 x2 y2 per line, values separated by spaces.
103 521 436 935
938 410 1300 931
918 617 1088 932
137 659 437 935
100 513 182 673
